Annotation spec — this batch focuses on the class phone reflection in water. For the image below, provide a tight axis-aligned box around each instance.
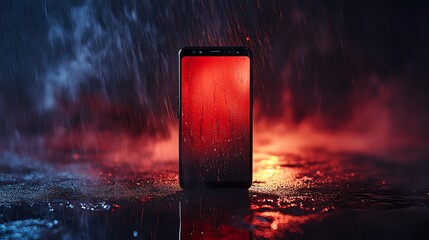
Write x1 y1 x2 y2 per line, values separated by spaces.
140 190 251 240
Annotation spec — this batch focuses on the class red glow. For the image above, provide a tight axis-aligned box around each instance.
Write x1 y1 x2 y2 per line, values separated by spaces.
181 56 250 153
73 153 80 160
44 126 178 171
181 56 251 182
244 211 320 237
253 78 425 162
28 64 426 239
181 222 250 240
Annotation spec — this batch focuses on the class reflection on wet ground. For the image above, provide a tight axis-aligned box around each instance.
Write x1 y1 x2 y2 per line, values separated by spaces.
1 150 429 239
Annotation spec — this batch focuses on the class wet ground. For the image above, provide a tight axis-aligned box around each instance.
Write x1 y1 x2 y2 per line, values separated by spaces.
1 150 429 240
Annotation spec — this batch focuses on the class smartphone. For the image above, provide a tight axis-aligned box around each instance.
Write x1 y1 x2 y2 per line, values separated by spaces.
178 47 252 189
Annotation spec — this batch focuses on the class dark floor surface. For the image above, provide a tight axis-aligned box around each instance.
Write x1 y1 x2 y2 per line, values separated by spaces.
1 150 429 239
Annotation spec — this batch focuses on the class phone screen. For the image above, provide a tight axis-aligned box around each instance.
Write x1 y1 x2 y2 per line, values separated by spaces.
179 47 252 189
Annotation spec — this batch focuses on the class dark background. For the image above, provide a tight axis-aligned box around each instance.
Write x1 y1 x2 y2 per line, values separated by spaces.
1 1 429 239
0 0 428 160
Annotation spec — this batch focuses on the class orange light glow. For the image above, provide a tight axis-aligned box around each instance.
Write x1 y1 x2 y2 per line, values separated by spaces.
245 211 320 238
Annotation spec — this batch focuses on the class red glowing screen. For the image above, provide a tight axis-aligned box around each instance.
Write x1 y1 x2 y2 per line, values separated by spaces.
181 56 251 183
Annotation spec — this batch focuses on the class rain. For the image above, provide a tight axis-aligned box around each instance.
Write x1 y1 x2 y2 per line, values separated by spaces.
1 0 429 239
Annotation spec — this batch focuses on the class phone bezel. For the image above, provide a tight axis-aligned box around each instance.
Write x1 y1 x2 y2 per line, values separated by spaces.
178 47 253 190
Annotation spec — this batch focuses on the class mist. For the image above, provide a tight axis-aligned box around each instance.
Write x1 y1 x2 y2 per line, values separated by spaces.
1 0 428 163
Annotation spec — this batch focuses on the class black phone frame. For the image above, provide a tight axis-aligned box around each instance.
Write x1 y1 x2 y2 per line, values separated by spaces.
178 47 253 190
